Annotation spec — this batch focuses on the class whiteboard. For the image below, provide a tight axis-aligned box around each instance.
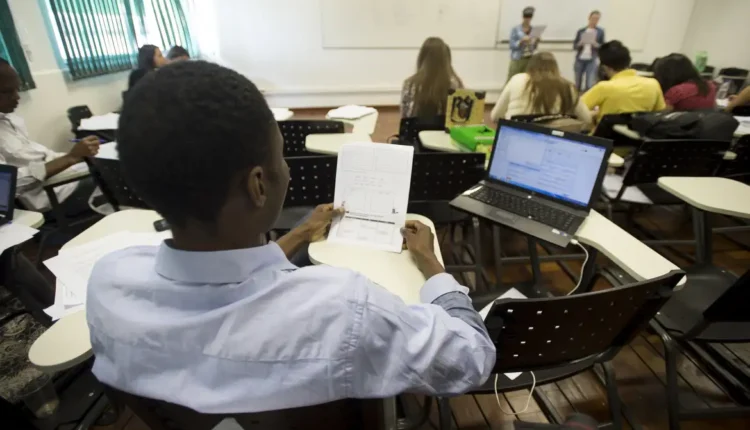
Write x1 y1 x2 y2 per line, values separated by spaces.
498 0 608 42
321 0 502 49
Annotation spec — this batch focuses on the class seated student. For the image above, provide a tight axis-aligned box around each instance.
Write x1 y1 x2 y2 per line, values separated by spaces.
127 45 168 91
725 85 750 113
653 54 717 111
582 40 666 124
166 45 190 62
0 58 99 214
87 60 495 413
491 52 592 128
401 37 464 118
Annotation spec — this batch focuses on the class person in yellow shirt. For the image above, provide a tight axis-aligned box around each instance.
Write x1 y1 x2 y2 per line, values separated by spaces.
582 40 666 125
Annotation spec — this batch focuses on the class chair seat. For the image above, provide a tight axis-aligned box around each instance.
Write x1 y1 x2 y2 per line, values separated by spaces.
655 265 750 341
470 355 599 394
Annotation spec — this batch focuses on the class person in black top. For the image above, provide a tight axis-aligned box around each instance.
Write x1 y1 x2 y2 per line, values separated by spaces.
127 45 168 91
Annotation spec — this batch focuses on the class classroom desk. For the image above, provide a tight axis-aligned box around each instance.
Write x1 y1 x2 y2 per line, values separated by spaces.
326 110 379 135
43 163 90 187
658 177 750 265
28 210 161 373
614 120 750 139
308 214 442 305
418 130 625 167
305 133 373 155
14 209 45 229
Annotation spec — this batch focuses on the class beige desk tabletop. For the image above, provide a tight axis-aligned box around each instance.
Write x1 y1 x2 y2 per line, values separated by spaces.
658 177 750 219
575 210 685 287
14 209 44 229
309 214 442 305
326 111 379 135
420 130 625 167
305 133 373 155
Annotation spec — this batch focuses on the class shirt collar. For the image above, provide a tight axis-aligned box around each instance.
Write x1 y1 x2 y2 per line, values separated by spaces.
155 241 293 284
611 69 637 80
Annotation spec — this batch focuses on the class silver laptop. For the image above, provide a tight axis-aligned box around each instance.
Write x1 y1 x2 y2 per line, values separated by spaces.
450 120 612 247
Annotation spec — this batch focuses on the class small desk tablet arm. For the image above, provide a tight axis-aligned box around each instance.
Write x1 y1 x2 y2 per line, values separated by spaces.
279 120 344 157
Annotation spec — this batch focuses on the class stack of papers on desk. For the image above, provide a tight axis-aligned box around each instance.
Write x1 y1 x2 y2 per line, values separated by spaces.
43 231 171 320
78 113 119 131
328 143 413 252
271 108 294 121
0 223 39 254
327 105 377 120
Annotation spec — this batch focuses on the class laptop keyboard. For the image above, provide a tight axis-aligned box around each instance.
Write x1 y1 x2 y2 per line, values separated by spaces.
469 187 578 231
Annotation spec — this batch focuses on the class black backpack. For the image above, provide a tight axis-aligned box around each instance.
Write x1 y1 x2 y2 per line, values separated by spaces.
631 111 738 141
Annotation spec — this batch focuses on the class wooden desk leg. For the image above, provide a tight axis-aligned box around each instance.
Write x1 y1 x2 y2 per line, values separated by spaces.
692 207 712 265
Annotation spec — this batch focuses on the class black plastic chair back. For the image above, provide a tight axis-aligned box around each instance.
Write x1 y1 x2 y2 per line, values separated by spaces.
67 105 93 131
594 113 640 142
621 139 730 188
409 153 485 202
484 270 684 373
86 158 149 210
703 269 750 325
102 385 372 430
717 135 750 182
283 156 337 208
398 116 444 149
631 63 652 72
718 67 749 78
279 120 344 157
703 65 715 74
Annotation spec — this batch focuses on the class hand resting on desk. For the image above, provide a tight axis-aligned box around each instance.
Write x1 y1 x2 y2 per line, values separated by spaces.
402 220 445 280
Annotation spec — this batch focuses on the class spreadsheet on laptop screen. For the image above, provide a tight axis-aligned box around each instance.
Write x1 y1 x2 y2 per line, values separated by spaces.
0 172 11 212
488 126 606 207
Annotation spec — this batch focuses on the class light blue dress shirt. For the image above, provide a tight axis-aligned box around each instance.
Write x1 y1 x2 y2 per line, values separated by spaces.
86 241 496 414
509 25 538 61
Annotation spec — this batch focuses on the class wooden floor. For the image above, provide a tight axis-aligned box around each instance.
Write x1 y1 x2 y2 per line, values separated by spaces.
80 106 750 430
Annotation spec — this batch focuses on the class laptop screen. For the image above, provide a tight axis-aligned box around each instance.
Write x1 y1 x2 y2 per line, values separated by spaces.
488 124 607 207
0 172 12 212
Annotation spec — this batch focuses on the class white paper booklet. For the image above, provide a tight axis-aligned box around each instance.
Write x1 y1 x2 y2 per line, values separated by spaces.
328 142 414 252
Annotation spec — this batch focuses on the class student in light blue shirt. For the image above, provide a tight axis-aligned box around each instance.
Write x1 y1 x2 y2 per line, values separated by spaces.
508 6 539 81
573 11 606 92
86 60 496 414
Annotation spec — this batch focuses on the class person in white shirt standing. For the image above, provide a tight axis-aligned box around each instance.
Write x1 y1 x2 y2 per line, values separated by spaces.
0 58 100 214
573 11 605 93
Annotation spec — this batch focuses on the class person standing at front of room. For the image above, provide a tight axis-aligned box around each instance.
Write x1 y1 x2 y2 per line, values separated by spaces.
508 7 539 81
573 10 605 92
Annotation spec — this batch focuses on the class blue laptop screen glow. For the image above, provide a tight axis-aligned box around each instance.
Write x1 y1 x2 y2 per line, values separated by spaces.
0 172 11 212
488 126 606 207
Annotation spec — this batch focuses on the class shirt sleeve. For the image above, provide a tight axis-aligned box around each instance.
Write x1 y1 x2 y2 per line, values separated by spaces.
573 29 581 50
573 94 594 126
348 273 496 398
0 139 47 193
582 84 603 110
491 80 513 122
509 27 522 50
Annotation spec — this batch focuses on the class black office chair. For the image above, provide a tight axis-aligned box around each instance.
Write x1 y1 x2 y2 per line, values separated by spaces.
391 116 444 151
717 135 750 183
730 105 750 116
85 158 149 211
653 268 750 430
66 105 93 133
718 67 749 78
593 112 643 147
602 139 731 218
429 270 685 430
274 156 337 231
278 120 344 157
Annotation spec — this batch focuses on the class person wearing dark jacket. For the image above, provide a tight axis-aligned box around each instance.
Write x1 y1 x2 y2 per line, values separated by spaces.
127 45 168 91
573 11 605 92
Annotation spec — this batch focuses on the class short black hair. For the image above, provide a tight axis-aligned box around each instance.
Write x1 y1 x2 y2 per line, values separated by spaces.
167 46 190 60
599 40 631 72
137 44 159 70
654 53 710 96
117 61 276 227
590 10 601 17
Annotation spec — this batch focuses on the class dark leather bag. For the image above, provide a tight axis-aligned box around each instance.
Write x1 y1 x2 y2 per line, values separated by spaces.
631 111 738 141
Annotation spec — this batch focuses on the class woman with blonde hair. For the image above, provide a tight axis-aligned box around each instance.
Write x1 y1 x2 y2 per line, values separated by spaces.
491 52 592 128
401 37 464 118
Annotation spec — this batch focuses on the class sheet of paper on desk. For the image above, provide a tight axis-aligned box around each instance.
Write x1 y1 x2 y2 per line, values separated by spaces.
478 287 527 380
327 105 377 120
0 223 38 254
96 142 119 160
78 113 119 131
529 25 546 39
328 143 414 252
44 231 172 306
